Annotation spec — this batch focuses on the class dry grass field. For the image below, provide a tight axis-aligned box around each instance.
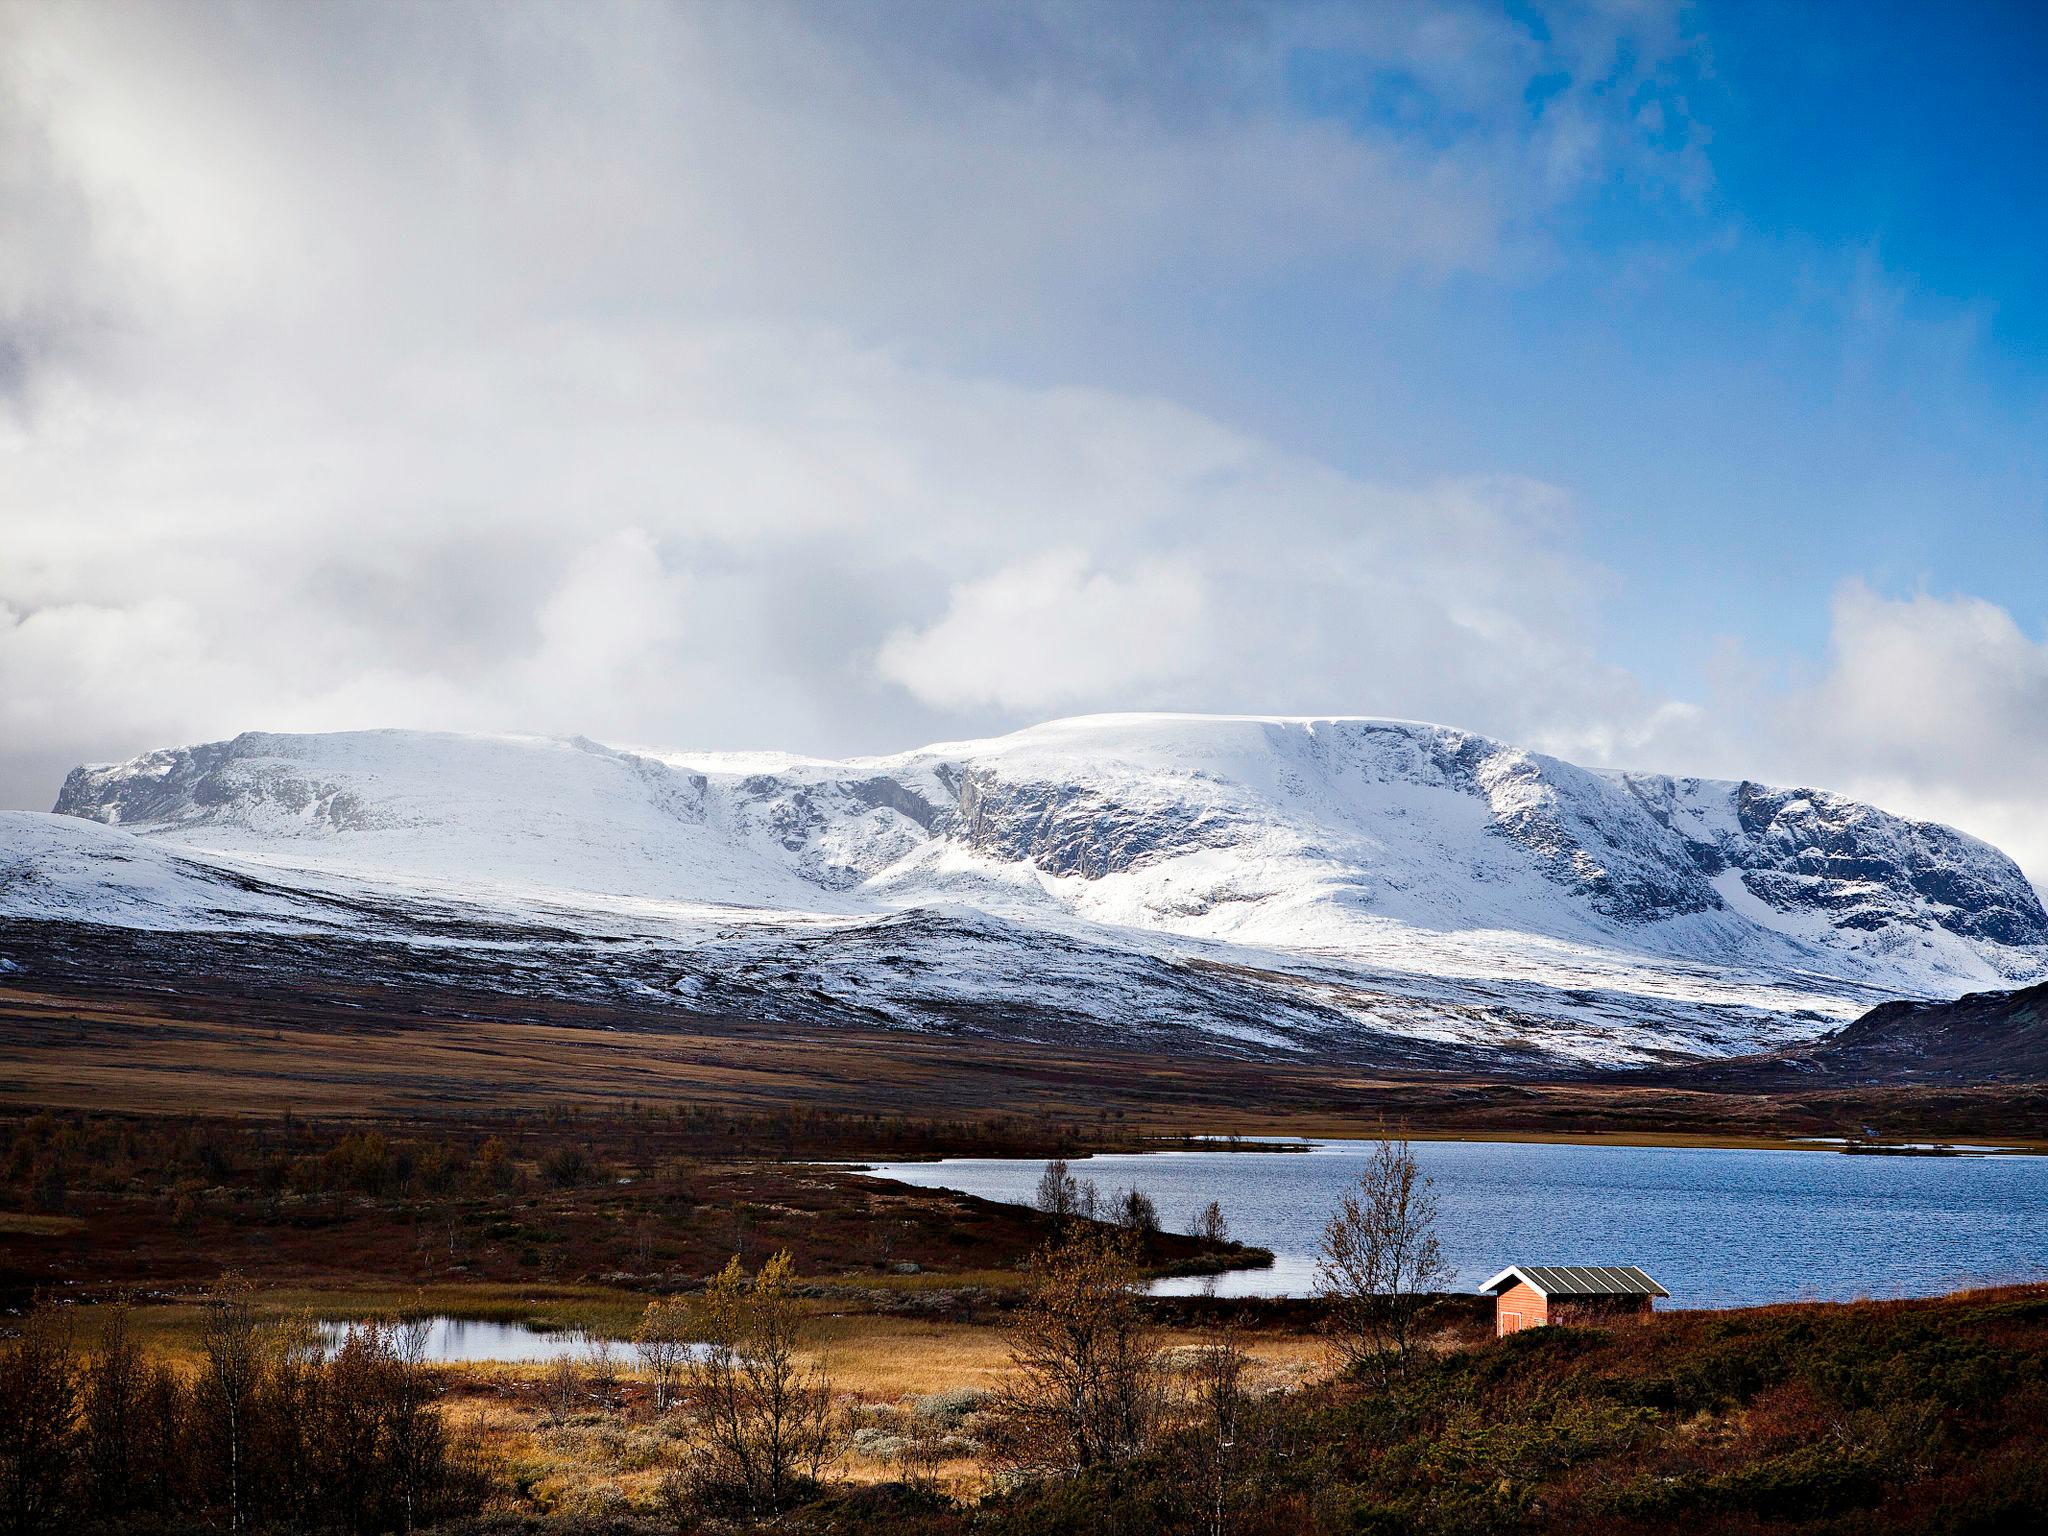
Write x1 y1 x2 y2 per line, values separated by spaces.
6 967 2045 1146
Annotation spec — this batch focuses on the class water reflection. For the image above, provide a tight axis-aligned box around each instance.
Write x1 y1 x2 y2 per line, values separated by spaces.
317 1317 590 1364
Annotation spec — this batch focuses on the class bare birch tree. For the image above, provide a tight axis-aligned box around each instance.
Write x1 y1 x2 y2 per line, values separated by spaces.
580 1329 621 1406
1314 1136 1452 1380
197 1275 262 1534
386 1314 443 1535
635 1296 691 1413
1034 1158 1081 1225
1172 1326 1254 1536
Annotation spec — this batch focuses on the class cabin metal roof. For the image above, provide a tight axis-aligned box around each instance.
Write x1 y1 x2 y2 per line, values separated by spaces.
1479 1264 1669 1298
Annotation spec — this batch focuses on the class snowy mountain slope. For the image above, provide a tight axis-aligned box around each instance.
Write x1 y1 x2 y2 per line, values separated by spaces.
16 714 2047 1069
0 811 342 931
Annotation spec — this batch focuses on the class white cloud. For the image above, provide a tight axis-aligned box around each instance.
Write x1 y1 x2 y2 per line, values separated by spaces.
1593 583 2048 882
878 552 1209 712
1794 582 2048 797
0 303 1666 785
530 529 695 699
1771 585 2048 875
4 0 1705 794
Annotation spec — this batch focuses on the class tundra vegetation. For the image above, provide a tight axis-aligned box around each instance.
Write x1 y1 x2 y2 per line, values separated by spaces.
2 1111 2044 1534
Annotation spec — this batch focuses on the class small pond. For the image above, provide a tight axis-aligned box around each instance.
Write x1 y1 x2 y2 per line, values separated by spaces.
317 1316 594 1364
316 1315 726 1365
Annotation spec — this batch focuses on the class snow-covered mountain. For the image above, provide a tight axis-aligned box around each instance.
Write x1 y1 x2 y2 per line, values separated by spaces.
9 714 2046 1069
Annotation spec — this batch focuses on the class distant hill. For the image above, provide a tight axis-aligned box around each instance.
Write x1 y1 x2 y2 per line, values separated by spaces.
1676 978 2048 1086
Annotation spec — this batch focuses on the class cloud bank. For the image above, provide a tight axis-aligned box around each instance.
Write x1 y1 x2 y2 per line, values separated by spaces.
2 0 2044 881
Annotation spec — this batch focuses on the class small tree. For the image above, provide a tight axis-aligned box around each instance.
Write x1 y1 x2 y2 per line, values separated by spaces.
196 1275 263 1534
681 1251 839 1517
542 1353 583 1418
1033 1158 1081 1225
386 1314 445 1534
1189 1200 1230 1245
81 1308 144 1523
255 1311 324 1532
1314 1136 1451 1380
993 1226 1159 1482
472 1137 514 1193
635 1297 691 1413
137 1360 190 1523
319 1324 389 1536
581 1330 621 1406
1173 1326 1254 1536
893 1409 949 1492
1116 1187 1161 1235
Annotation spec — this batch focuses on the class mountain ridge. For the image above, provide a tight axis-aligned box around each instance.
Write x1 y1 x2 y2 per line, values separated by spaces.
16 713 2047 1070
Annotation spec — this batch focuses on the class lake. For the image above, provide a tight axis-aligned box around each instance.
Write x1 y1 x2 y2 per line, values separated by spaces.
863 1140 2048 1308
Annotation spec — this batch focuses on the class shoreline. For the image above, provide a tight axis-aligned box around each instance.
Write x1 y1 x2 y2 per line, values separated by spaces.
862 1126 2048 1160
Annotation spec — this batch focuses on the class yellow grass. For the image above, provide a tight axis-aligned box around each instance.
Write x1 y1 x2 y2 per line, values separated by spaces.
434 1316 1327 1507
0 1211 84 1235
824 1267 1029 1294
809 1316 1016 1398
93 1281 1330 1512
808 1314 1326 1399
105 1286 1328 1402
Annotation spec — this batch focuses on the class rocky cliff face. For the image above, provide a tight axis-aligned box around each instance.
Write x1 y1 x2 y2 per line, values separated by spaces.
1623 774 2048 949
57 735 380 833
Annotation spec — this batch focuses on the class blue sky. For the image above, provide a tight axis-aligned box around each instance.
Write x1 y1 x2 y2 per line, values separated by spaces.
973 0 2048 699
3 0 2046 872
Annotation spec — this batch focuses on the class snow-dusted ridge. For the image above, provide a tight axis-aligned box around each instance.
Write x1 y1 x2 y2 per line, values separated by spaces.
10 713 2045 1069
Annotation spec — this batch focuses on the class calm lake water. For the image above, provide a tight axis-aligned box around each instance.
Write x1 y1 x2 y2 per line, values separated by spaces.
864 1140 2048 1308
317 1316 723 1364
318 1316 588 1363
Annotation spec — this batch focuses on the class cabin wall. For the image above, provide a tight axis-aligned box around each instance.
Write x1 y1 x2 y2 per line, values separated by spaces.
1495 1282 1548 1335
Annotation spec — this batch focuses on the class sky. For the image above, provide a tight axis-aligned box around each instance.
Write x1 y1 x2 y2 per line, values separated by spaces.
3 0 2047 878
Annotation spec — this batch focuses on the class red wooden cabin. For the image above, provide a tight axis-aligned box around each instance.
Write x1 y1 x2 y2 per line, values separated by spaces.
1481 1264 1668 1336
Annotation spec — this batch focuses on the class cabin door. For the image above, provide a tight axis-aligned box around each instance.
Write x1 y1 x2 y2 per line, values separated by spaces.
1499 1311 1522 1335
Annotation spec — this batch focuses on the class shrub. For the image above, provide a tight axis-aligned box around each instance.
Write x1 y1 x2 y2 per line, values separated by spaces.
911 1387 993 1429
1116 1187 1161 1234
0 1306 77 1536
675 1251 841 1517
1187 1199 1229 1244
1315 1136 1452 1382
990 1227 1159 1482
